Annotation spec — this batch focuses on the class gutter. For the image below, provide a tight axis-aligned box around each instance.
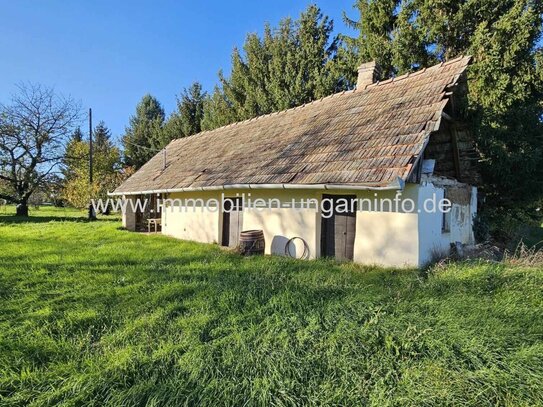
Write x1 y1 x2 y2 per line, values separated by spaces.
108 177 404 197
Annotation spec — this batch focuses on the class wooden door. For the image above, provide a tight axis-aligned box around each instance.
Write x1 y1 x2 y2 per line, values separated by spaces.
321 198 336 257
321 194 357 260
222 197 243 247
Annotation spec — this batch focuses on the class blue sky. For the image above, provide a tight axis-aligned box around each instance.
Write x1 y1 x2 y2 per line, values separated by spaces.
1 0 356 142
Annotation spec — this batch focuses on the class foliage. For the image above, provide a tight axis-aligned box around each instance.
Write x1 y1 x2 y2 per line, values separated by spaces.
467 0 543 206
201 85 239 131
122 94 165 169
343 0 399 79
0 208 542 406
342 0 543 216
62 127 85 182
202 5 347 130
0 83 81 215
70 126 83 143
62 122 123 209
26 174 65 207
473 212 491 243
162 82 207 144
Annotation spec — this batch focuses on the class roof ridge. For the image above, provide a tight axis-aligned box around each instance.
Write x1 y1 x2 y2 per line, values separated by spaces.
176 90 357 141
442 54 466 66
114 56 474 195
171 56 472 145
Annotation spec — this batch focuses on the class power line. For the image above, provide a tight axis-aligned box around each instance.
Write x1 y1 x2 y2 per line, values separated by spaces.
123 139 165 153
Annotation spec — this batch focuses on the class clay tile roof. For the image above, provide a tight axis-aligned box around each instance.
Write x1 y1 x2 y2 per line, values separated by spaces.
114 56 471 194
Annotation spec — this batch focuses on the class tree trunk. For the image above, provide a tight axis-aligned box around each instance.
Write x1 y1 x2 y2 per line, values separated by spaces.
16 202 29 217
102 203 111 216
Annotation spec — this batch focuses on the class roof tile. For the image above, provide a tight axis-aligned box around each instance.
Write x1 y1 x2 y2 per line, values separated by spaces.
115 57 470 193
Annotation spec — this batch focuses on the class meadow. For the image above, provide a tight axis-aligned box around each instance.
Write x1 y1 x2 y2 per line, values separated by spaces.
0 207 542 406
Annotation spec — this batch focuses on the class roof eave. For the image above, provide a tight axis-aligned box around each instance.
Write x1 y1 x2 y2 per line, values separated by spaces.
108 180 405 197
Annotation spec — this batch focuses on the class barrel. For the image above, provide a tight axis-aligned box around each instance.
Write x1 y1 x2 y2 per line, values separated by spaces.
239 230 265 256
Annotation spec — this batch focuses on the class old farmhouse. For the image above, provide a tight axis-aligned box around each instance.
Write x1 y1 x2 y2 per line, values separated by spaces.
112 56 479 268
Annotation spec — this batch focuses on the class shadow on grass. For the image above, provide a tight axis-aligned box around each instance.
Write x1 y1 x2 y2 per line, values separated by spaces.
0 214 114 224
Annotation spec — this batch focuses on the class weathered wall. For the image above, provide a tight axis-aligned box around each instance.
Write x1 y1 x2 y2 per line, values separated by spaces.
157 187 424 267
417 177 477 266
146 182 475 268
449 185 477 244
425 118 481 185
347 185 418 267
161 189 321 258
417 183 450 266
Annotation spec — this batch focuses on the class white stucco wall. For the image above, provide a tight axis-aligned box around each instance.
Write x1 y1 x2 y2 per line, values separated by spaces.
416 183 450 266
131 181 476 269
242 189 320 259
121 195 137 231
353 211 419 267
449 186 477 244
161 191 221 244
417 179 477 266
161 189 320 255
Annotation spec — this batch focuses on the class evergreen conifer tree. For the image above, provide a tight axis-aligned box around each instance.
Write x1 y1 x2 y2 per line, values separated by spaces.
342 0 543 216
122 94 165 169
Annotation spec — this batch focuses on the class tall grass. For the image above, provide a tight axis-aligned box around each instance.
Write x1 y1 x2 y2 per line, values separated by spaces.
504 240 543 267
0 208 542 406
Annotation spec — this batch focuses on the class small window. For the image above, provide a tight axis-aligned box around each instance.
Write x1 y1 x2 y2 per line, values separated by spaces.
442 190 451 233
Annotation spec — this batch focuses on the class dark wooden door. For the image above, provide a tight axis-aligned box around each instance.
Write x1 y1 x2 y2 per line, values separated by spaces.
321 198 336 257
222 197 243 247
321 194 357 260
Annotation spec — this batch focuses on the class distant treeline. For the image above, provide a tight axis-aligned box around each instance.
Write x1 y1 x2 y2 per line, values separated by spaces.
1 1 542 231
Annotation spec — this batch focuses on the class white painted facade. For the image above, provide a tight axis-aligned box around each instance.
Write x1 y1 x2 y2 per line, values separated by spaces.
123 180 476 268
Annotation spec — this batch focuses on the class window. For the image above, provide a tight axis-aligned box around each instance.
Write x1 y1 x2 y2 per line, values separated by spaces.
442 190 451 233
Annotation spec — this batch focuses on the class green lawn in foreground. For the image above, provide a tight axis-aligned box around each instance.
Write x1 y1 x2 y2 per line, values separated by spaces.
0 208 542 406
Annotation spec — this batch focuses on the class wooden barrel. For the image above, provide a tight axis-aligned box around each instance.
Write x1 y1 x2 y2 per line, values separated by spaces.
239 230 265 256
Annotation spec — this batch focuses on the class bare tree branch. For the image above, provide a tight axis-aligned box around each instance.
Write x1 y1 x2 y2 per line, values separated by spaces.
0 83 82 215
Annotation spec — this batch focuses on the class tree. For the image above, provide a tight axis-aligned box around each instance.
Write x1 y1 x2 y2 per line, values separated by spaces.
93 121 113 149
466 1 543 206
162 82 207 143
178 82 206 137
202 5 346 130
62 127 85 181
27 174 64 207
201 86 238 131
70 127 83 143
0 83 81 216
342 0 400 81
122 94 165 169
343 0 543 219
62 121 123 212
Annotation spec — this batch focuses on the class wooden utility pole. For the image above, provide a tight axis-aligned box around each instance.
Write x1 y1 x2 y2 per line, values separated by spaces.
88 108 96 220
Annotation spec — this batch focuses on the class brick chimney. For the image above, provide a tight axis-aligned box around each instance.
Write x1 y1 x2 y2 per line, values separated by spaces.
357 61 380 89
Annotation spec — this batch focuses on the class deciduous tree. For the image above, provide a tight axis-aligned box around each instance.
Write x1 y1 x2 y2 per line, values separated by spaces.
62 121 123 211
0 83 81 216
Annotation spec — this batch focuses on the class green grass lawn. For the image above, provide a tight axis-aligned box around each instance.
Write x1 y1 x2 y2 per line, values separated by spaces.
0 208 542 406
